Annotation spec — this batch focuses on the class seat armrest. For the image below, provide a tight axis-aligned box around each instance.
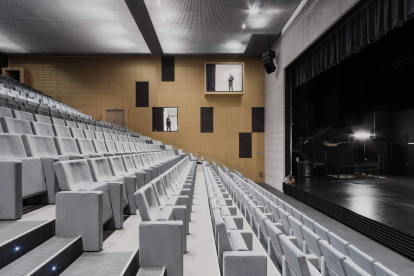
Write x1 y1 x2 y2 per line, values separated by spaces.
0 160 22 219
106 182 124 229
122 176 137 215
223 251 267 276
56 191 103 251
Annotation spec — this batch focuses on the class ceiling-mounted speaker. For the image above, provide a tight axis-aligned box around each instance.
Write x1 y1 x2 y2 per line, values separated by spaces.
263 50 276 74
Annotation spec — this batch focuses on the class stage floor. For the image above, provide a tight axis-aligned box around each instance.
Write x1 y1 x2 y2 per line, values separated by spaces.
292 175 414 237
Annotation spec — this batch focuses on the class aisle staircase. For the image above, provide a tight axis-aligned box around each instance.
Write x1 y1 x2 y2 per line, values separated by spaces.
292 125 331 164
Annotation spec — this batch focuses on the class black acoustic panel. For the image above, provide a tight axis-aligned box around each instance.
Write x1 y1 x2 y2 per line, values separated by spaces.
200 107 213 133
239 133 252 158
136 82 149 107
252 107 265 132
162 57 175 82
283 183 414 261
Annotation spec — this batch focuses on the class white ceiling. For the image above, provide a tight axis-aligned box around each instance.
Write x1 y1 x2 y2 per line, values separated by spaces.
0 0 150 54
0 0 301 55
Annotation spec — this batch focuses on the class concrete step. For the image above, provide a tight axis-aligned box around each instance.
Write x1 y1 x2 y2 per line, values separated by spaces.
61 247 139 276
137 267 166 276
0 236 82 276
0 219 55 270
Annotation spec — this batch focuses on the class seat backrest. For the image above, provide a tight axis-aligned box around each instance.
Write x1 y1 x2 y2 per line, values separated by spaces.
284 203 294 216
87 157 115 181
65 120 77 128
31 121 55 136
152 177 169 205
94 131 104 140
213 208 233 266
22 134 59 157
53 137 81 155
102 127 109 133
95 126 103 132
12 110 35 122
77 122 87 130
319 240 347 276
328 232 350 256
347 245 376 276
51 117 66 126
76 138 97 155
264 218 285 257
107 156 127 176
301 214 315 232
373 262 398 276
93 139 108 154
70 127 85 139
103 132 112 141
114 141 125 153
86 125 96 131
82 129 94 139
135 184 162 221
0 107 13 118
269 201 281 221
53 125 72 137
133 154 144 167
0 133 28 159
53 159 95 190
110 133 118 142
280 234 312 276
34 114 52 124
278 208 291 229
122 155 136 171
292 208 303 223
343 259 371 276
302 226 322 258
255 208 270 238
288 216 305 242
105 140 117 153
0 117 33 135
314 223 330 242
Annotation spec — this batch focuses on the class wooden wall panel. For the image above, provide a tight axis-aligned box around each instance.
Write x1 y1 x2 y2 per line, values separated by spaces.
9 56 265 182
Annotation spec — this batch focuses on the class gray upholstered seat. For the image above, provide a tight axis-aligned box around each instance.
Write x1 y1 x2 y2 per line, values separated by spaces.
94 131 104 140
122 154 152 187
328 232 350 256
54 136 87 159
31 121 55 136
0 106 13 118
87 157 134 214
65 120 77 128
92 139 113 157
0 133 47 219
347 245 376 276
77 122 87 130
76 138 102 158
95 126 103 132
373 262 399 276
51 117 66 126
280 235 322 276
105 140 123 156
53 125 72 137
34 114 52 124
103 132 112 140
54 159 124 251
301 214 315 232
314 223 331 243
22 134 70 204
12 109 35 122
0 117 33 134
86 124 96 131
83 129 95 139
319 240 347 276
70 127 86 139
289 215 306 252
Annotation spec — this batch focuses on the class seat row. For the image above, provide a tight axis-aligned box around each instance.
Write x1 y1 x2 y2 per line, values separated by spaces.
202 161 268 276
214 164 398 276
134 156 197 276
54 151 187 252
0 131 175 220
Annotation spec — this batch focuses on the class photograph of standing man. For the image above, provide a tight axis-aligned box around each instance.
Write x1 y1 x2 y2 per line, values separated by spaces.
228 74 234 91
166 115 171 131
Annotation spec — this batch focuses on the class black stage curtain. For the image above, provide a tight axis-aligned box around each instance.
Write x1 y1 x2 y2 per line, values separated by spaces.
152 107 164 131
206 64 216 91
293 0 414 88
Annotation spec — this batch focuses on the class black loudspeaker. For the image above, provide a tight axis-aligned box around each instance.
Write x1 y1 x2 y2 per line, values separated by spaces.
263 50 276 74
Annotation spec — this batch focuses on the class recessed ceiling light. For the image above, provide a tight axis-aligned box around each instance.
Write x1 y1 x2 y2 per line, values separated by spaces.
242 23 246 29
249 7 259 15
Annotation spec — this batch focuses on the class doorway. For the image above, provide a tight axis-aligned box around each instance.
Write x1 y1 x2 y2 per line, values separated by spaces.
106 109 125 127
5 70 20 81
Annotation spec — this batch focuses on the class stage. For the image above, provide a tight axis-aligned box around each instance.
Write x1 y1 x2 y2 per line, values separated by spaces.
283 175 414 260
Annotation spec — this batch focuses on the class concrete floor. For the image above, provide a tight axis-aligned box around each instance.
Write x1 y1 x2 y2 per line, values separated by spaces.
259 183 414 276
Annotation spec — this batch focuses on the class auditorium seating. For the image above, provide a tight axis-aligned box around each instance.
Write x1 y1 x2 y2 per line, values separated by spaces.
208 161 399 276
